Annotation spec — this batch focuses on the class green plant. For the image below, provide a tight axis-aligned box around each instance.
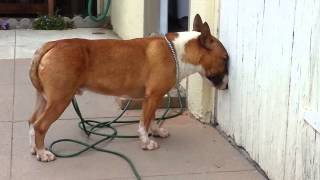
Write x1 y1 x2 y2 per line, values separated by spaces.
32 15 73 30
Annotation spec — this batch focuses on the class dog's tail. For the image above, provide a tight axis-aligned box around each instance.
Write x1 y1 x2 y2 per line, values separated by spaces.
29 42 56 92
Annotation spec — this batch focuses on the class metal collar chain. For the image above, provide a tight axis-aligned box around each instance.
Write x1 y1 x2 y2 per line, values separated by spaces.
164 36 180 84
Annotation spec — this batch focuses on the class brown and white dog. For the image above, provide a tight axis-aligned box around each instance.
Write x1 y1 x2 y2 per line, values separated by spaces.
28 14 228 162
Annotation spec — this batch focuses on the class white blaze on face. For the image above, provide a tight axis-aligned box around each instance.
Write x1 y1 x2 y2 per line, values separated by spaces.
218 75 229 90
172 31 205 81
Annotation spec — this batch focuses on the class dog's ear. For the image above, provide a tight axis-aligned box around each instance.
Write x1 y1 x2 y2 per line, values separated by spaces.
199 22 213 49
193 14 203 32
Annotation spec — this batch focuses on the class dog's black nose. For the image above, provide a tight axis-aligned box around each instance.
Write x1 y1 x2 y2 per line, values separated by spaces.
207 75 223 86
226 84 228 89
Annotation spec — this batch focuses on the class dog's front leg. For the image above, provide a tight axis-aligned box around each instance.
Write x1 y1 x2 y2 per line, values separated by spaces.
138 95 163 150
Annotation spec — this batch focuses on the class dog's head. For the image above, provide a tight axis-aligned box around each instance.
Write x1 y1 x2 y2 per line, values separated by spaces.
187 14 229 90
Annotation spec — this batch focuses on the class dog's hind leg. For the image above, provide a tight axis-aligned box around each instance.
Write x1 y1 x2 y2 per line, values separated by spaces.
33 95 72 162
32 73 79 162
28 92 47 155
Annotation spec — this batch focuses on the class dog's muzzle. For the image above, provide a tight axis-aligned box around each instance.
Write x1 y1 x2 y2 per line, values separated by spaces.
206 74 228 90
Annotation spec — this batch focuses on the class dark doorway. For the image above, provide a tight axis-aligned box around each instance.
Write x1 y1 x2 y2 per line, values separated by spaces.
168 0 189 32
55 0 96 17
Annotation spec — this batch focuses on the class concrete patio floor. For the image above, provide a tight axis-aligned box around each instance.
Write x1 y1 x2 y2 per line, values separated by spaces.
0 28 266 180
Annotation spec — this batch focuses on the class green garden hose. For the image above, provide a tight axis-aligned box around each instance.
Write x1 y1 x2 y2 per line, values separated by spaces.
88 0 111 22
49 87 184 180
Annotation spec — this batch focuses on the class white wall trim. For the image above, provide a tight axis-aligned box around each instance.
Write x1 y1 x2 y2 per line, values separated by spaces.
159 0 168 35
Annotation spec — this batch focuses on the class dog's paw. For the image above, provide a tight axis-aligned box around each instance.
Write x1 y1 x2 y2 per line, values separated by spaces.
141 140 159 150
152 127 170 138
36 149 56 162
30 147 36 155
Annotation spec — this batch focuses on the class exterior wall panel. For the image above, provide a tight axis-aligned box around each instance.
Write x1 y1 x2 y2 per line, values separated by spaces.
111 0 144 39
217 0 320 179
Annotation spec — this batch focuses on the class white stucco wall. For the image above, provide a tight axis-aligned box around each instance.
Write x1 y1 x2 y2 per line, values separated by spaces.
110 0 144 39
188 0 220 123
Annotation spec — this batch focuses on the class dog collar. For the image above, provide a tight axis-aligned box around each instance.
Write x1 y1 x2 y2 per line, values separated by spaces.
164 36 180 82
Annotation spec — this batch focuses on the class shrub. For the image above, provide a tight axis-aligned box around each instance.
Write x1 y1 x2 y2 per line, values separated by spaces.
32 15 73 30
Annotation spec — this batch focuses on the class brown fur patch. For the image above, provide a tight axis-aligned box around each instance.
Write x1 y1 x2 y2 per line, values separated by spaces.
184 36 228 77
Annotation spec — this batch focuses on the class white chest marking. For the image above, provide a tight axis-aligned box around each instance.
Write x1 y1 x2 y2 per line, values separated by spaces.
172 32 205 81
